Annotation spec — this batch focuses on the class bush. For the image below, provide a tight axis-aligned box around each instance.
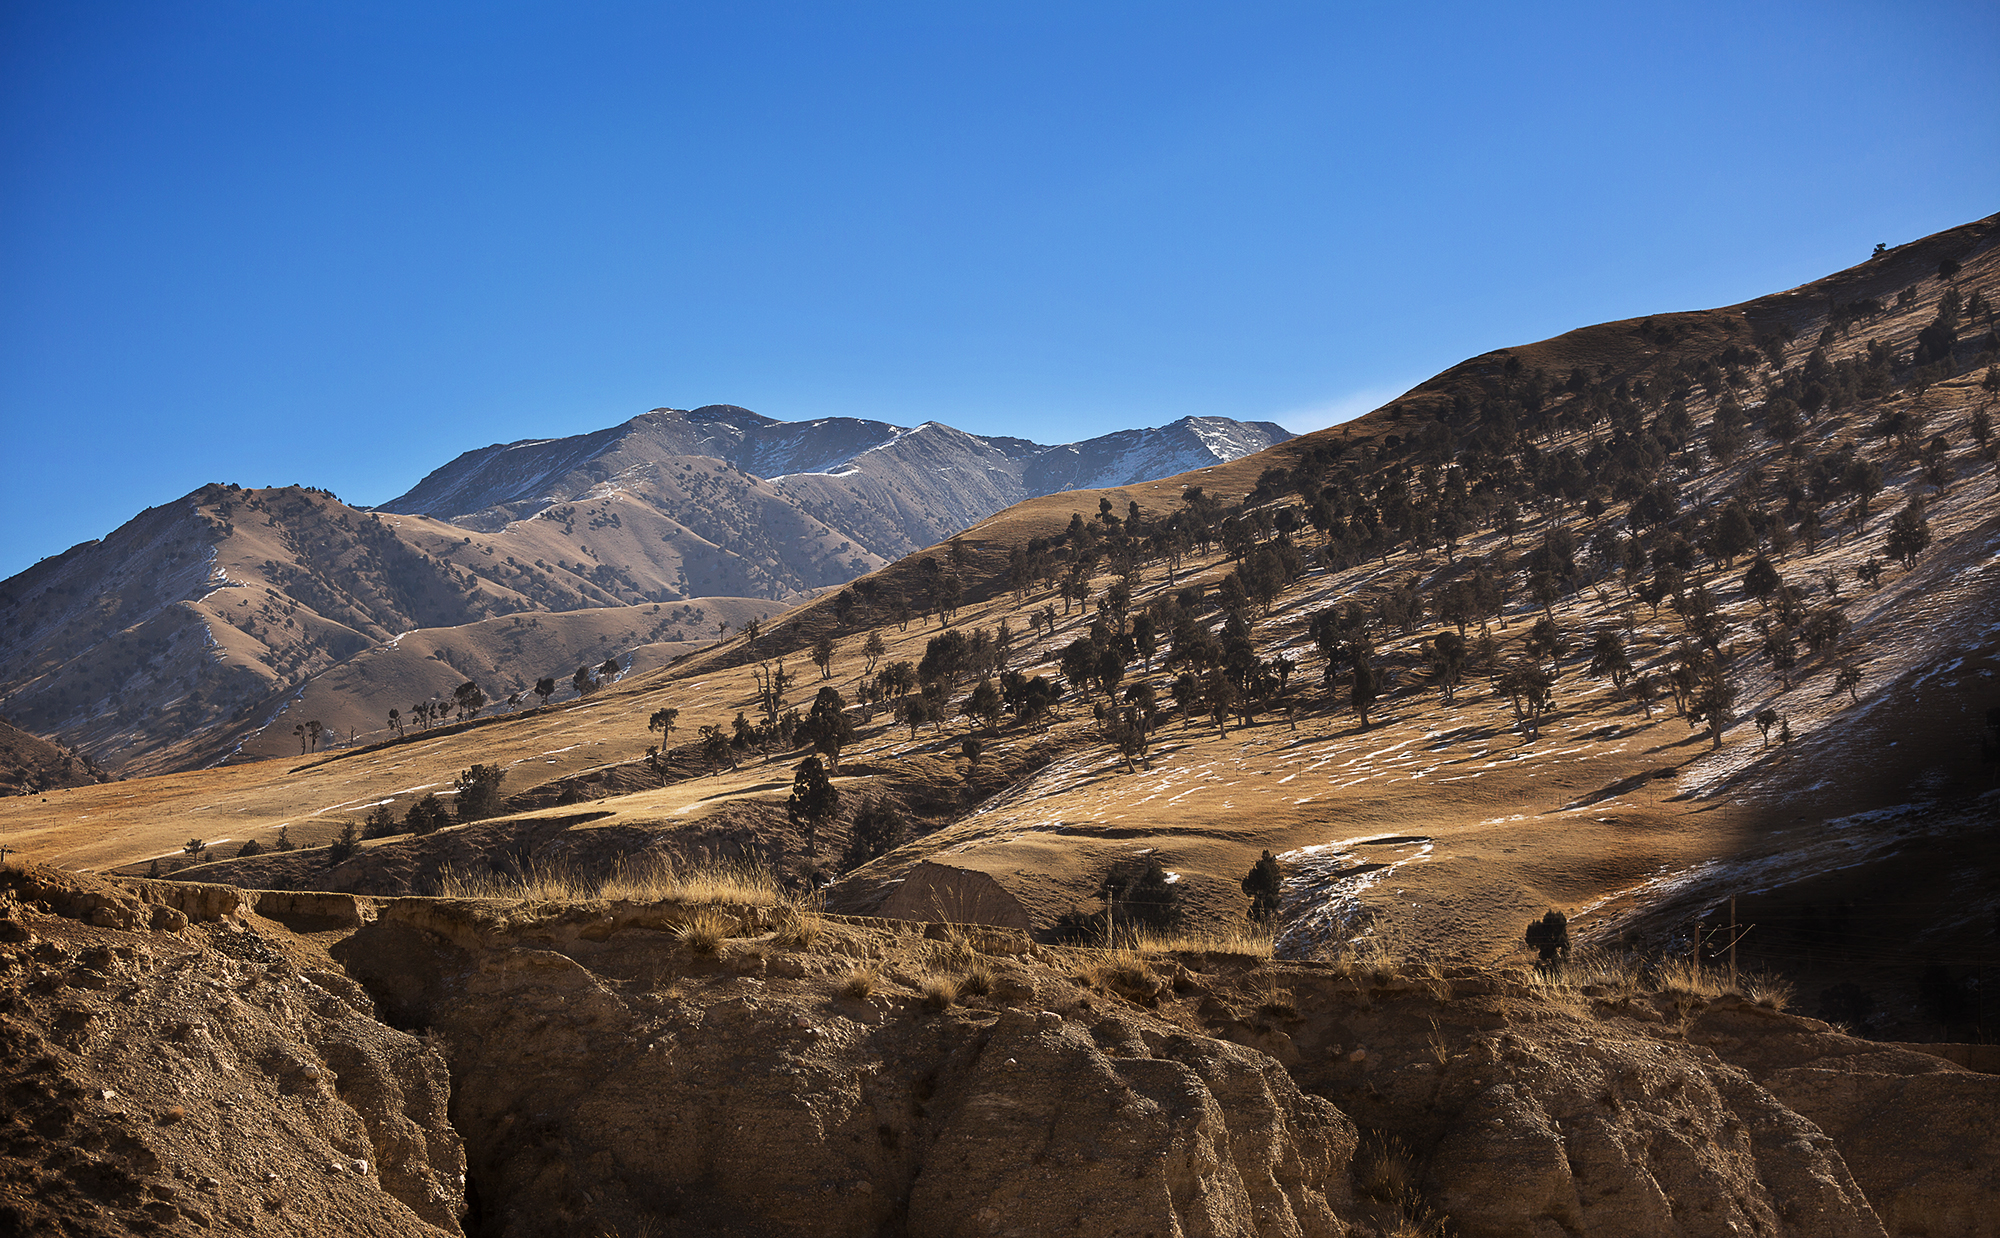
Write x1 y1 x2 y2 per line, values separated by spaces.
405 793 450 835
842 799 906 872
1057 856 1183 942
1104 856 1181 930
1241 850 1282 923
328 822 360 865
1525 910 1569 966
363 803 401 838
454 764 506 823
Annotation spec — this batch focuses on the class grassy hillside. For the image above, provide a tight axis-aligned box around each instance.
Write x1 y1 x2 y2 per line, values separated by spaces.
4 212 1996 1040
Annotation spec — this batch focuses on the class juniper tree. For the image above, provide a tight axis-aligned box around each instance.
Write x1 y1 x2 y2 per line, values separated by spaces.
1350 645 1380 730
1525 616 1566 673
1834 661 1865 703
1104 707 1151 773
787 756 840 865
896 694 931 739
363 804 399 838
329 822 360 865
1763 626 1799 689
1242 850 1283 925
1707 503 1756 567
698 723 733 771
405 793 449 835
1426 631 1467 703
1689 662 1737 749
964 678 1004 735
1496 659 1555 737
454 764 506 823
1743 556 1781 608
1587 630 1632 689
1884 498 1932 567
1525 910 1570 968
799 688 853 773
842 799 906 871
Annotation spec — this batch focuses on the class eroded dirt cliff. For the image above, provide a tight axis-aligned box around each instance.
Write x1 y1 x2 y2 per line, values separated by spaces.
3 865 1994 1237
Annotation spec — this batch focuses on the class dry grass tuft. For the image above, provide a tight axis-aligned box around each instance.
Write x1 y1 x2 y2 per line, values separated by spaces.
435 853 781 907
920 973 961 1011
1651 954 1732 1001
1076 948 1160 1002
1319 932 1404 983
1385 1205 1450 1238
1356 1132 1447 1237
1123 924 1275 958
1742 971 1794 1011
1254 975 1299 1019
959 959 995 998
1521 965 1592 1015
924 926 979 973
1521 948 1792 1020
675 908 736 955
839 965 878 1000
772 901 824 949
1426 1019 1451 1067
1356 1132 1416 1202
1412 959 1452 1001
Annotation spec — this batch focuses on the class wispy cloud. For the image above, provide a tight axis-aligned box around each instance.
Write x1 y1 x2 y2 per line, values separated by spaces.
1271 382 1418 435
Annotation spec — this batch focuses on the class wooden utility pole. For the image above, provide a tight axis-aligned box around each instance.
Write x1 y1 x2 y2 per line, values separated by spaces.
1729 896 1738 986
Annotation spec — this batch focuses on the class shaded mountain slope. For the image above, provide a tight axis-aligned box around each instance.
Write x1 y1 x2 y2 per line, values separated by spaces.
0 717 107 797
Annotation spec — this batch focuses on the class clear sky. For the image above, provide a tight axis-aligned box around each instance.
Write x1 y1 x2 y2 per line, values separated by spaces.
3 1 1996 579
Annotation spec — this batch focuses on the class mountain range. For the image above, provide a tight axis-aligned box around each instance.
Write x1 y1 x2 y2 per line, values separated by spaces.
377 405 1291 593
0 410 1288 774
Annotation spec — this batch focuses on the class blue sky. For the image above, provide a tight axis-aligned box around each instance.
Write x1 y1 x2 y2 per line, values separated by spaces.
3 1 1996 579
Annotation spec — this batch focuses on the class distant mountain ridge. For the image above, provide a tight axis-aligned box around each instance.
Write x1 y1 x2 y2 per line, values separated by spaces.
379 406 1292 563
0 406 1289 773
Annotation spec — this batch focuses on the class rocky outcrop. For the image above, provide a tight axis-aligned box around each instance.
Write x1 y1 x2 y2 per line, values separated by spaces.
337 898 1356 1237
1691 998 2000 1238
6 868 1991 1237
0 867 466 1237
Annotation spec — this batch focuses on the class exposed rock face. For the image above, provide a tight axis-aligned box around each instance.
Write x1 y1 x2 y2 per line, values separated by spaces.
5 867 1990 1238
337 899 1357 1237
1209 969 1895 1238
1414 1038 1882 1238
909 1013 1353 1238
0 867 465 1236
1690 999 2000 1238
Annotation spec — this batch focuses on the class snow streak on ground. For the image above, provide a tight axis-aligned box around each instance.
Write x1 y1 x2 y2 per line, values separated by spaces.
1273 835 1434 959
